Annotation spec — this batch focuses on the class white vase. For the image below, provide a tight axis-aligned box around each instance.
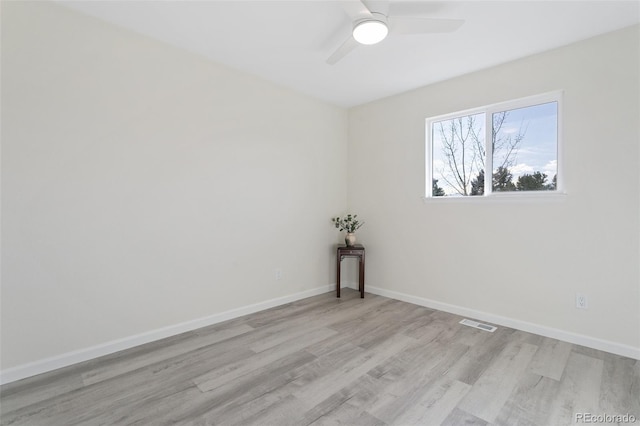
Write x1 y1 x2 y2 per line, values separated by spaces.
345 233 356 246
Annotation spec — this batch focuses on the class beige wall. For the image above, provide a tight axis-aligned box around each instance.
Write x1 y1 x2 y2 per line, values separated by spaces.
348 25 639 352
1 2 347 371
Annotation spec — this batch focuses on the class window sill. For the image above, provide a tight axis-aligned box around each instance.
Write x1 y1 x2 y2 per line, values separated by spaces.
422 191 568 204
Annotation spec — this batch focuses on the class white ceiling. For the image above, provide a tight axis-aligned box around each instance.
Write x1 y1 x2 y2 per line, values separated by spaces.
58 0 640 108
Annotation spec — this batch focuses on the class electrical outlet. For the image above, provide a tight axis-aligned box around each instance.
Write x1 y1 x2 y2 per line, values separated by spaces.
275 268 282 280
576 293 588 309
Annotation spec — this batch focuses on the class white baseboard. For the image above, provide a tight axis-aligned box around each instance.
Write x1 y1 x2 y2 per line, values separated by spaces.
365 285 640 360
0 284 334 385
3 282 637 385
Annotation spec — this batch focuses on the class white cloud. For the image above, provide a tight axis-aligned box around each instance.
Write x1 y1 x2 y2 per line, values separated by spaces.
543 160 557 176
433 159 445 170
509 163 534 176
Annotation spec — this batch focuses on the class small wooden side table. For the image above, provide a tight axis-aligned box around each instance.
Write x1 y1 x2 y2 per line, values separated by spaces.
336 245 365 298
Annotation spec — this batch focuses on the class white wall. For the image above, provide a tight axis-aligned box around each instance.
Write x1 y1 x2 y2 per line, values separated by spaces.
348 25 640 354
1 2 347 372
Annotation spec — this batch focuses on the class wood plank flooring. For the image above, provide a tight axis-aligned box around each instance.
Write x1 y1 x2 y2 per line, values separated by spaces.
1 289 638 425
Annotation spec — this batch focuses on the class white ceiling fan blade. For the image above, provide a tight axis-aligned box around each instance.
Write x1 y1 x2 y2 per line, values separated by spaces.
340 0 373 21
390 17 464 35
388 1 445 17
326 36 359 65
362 0 390 16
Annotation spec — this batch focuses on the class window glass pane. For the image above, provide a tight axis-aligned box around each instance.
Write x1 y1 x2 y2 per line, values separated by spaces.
431 112 485 196
492 102 558 192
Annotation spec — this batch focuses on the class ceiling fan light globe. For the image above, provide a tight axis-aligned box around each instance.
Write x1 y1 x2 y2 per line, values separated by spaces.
353 20 388 45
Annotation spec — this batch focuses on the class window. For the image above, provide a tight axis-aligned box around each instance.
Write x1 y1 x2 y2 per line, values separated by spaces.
426 92 561 198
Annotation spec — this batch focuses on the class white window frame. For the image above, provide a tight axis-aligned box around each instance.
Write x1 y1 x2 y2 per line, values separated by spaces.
425 91 564 200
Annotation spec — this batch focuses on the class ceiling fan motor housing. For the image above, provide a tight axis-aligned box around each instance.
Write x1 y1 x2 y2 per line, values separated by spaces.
353 12 389 45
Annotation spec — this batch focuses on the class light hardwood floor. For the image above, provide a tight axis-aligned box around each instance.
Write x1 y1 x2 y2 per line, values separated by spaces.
1 289 638 425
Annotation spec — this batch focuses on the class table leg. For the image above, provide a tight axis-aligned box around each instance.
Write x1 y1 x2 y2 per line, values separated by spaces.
359 255 365 298
336 255 341 298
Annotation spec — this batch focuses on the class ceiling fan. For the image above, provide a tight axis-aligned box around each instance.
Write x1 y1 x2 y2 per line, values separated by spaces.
327 0 464 65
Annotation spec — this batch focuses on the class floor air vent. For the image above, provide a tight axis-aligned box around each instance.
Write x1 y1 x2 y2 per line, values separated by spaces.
459 319 497 332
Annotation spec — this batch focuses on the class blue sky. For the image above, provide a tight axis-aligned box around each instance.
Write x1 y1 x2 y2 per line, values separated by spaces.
494 102 558 180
